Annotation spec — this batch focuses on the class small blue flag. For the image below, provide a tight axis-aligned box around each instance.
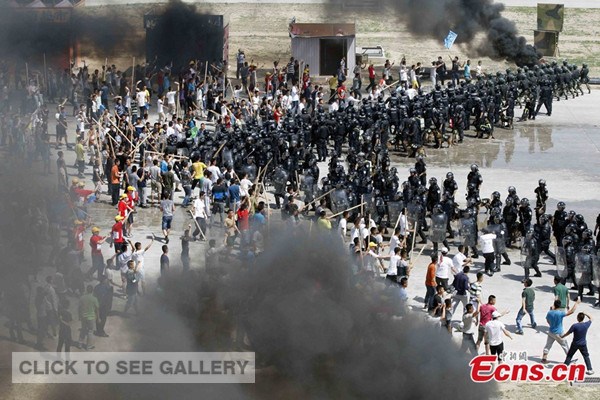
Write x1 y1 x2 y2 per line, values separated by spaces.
444 30 458 49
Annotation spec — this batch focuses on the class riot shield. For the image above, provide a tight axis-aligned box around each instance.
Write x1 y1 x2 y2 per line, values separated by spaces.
555 246 568 278
301 175 314 193
574 253 592 286
387 201 403 227
520 237 530 257
489 223 507 255
272 167 289 187
430 212 448 243
362 193 377 216
520 239 532 269
593 254 600 288
330 189 350 214
243 164 258 181
406 201 422 227
221 148 234 169
459 218 476 247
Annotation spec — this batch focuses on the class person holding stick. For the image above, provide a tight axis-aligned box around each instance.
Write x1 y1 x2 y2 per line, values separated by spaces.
192 191 209 241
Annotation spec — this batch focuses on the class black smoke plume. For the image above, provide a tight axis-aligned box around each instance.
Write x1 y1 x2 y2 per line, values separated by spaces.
0 5 136 64
145 0 224 71
337 0 541 66
157 231 496 398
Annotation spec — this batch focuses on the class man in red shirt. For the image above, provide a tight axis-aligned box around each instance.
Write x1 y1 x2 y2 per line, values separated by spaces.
89 226 106 279
237 202 250 249
72 220 86 262
125 186 137 236
365 63 376 92
476 295 508 355
424 254 438 310
117 194 134 237
111 215 125 253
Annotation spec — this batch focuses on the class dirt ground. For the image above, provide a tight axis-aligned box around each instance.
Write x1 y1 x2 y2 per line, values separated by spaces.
77 3 600 78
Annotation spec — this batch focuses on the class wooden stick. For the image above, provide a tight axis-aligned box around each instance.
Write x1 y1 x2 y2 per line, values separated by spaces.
328 202 366 219
128 133 152 158
188 210 207 241
393 208 406 232
411 244 428 265
204 61 208 85
213 140 228 160
300 188 335 211
144 150 188 160
43 53 48 96
381 80 400 91
409 222 418 259
131 57 135 92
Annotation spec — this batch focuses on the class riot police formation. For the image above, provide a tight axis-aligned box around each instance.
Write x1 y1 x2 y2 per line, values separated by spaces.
120 60 599 305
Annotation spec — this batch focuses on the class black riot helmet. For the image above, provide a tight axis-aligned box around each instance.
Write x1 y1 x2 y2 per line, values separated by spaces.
562 235 573 247
446 172 454 180
492 191 501 200
538 179 546 186
470 164 479 172
520 198 530 207
557 201 566 211
429 177 437 185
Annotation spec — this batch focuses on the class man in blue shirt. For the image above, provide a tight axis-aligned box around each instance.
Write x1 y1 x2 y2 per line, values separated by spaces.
228 179 241 214
562 312 594 375
542 299 580 363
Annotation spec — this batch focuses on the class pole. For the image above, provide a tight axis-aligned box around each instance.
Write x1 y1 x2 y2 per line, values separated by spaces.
25 63 29 86
188 210 207 241
43 53 48 96
299 188 335 212
328 202 366 219
131 57 135 92
204 61 208 85
409 221 418 260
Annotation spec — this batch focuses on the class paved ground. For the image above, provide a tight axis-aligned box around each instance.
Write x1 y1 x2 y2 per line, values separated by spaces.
1 88 600 398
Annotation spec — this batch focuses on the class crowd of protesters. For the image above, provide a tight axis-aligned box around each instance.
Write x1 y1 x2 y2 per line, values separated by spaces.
0 52 596 376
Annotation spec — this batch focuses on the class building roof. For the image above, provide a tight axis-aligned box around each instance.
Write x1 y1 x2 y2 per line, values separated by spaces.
289 23 355 38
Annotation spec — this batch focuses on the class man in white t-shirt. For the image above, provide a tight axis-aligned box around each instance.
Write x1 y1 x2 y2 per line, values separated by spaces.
132 238 154 295
240 174 252 198
338 212 349 239
485 311 513 363
157 95 165 123
166 84 178 115
452 245 471 275
136 88 148 113
461 302 480 355
436 247 454 290
479 231 497 276
192 194 208 241
386 247 401 285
